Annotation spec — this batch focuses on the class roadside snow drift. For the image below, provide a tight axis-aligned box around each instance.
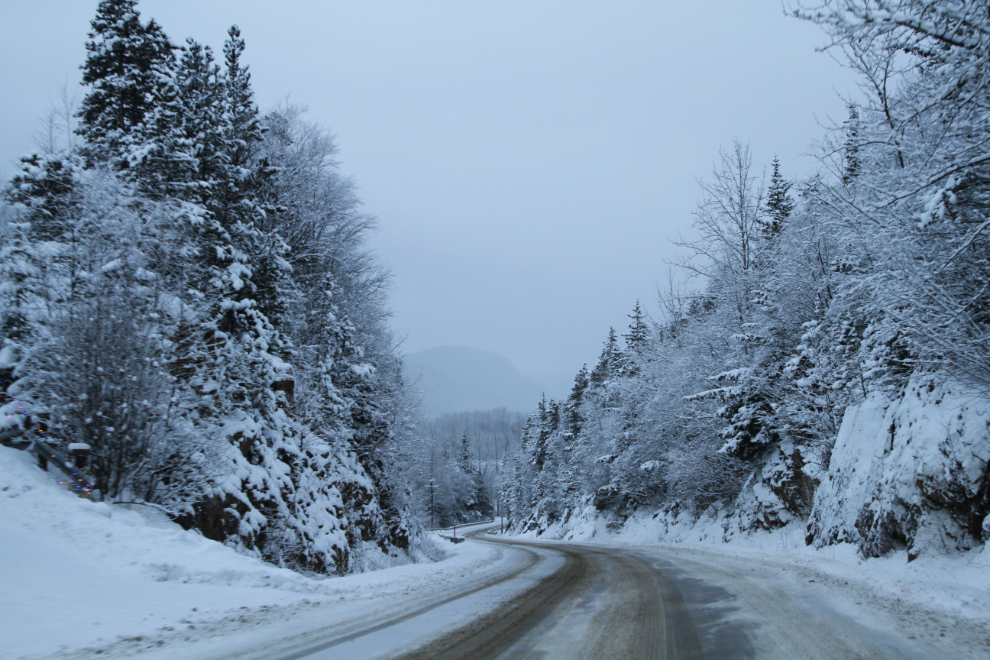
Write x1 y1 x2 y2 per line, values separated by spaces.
0 446 507 660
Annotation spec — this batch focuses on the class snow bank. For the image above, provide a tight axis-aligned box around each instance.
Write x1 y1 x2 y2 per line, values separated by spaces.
0 446 509 659
0 445 318 657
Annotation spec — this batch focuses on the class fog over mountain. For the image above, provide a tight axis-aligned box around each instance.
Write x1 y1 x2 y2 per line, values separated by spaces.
403 346 544 417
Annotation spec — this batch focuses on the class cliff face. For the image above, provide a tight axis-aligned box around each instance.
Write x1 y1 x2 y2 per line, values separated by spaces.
806 377 990 560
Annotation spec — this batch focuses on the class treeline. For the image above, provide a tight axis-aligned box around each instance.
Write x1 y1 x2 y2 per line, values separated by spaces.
405 408 525 529
505 1 990 559
0 0 418 574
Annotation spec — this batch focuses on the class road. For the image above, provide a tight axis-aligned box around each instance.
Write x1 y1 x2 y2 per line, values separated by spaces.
281 526 955 660
390 533 708 660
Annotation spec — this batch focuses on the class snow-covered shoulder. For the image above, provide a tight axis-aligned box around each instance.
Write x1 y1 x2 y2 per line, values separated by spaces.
501 509 990 658
0 447 503 660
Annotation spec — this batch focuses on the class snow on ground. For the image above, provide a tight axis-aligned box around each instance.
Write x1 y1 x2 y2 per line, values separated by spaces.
519 507 990 657
0 446 508 660
6 437 990 659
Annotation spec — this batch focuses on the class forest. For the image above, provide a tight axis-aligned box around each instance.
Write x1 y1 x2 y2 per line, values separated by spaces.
0 0 529 577
414 409 526 529
504 1 990 561
0 0 435 575
4 0 989 578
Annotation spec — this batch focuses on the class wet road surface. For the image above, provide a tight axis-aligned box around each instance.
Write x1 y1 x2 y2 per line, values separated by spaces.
287 529 937 660
392 533 734 660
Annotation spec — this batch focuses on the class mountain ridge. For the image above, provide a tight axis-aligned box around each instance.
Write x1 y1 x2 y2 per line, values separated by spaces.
403 346 543 417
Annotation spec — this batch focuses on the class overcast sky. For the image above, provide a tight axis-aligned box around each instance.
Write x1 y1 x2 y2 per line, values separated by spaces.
0 1 858 398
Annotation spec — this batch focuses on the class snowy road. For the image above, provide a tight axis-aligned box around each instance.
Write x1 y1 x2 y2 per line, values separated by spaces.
276 528 967 660
383 533 709 659
7 447 987 660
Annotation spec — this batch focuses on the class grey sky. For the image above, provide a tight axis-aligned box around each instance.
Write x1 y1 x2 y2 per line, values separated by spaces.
0 1 857 399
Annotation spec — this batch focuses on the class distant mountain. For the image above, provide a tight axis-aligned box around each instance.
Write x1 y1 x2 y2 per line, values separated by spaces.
403 346 544 417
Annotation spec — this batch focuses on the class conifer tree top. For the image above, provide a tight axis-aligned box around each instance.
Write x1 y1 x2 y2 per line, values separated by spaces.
77 0 175 157
763 156 793 239
623 300 649 351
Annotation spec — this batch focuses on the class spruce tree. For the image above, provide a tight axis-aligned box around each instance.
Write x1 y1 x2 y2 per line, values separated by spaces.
563 364 589 438
139 35 297 556
623 300 649 348
126 39 218 200
763 157 793 239
221 26 288 335
179 41 228 202
531 396 549 470
842 104 861 186
223 26 262 171
589 327 623 386
621 300 650 376
77 0 175 165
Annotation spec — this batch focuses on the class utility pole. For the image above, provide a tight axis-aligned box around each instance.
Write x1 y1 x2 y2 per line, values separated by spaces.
429 440 437 531
494 431 501 534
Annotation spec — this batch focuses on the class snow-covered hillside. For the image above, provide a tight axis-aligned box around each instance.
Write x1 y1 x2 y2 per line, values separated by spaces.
513 376 990 561
499 0 990 584
0 446 458 659
0 0 418 576
808 376 990 559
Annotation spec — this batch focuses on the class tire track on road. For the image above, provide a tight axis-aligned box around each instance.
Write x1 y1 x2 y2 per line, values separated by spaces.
395 536 706 660
391 540 588 660
278 528 541 660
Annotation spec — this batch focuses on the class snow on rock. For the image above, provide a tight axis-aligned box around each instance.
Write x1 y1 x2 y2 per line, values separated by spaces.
721 440 819 538
807 375 990 559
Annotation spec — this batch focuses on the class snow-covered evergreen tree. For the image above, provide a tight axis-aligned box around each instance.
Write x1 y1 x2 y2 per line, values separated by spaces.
0 0 423 575
762 156 793 240
77 0 175 168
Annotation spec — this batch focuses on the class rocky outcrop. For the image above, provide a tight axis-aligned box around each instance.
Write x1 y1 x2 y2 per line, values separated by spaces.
807 377 990 559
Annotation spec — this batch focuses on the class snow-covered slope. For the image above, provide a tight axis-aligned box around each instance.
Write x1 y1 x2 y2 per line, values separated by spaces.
0 445 313 657
0 445 502 659
518 374 990 564
807 376 990 559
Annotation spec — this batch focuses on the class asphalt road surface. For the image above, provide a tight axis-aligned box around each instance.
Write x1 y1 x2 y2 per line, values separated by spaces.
390 534 708 660
287 527 941 660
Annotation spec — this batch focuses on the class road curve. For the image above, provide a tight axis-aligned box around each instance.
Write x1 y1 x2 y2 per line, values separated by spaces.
288 530 944 660
393 532 706 660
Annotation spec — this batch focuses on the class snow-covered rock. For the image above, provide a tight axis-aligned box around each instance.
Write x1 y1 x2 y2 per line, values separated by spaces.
807 376 990 559
722 441 819 538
